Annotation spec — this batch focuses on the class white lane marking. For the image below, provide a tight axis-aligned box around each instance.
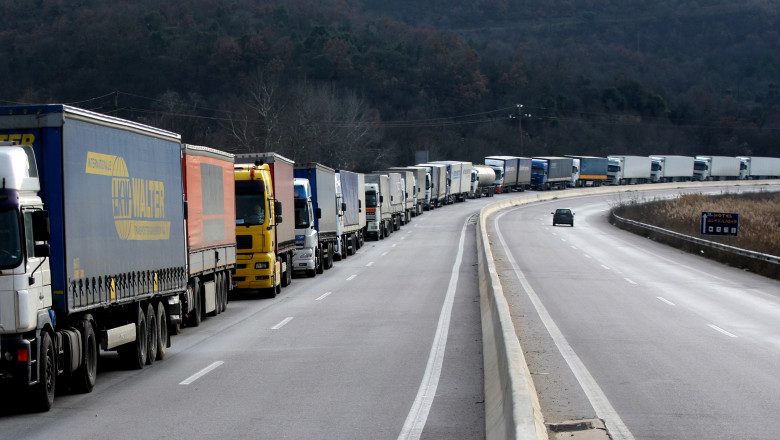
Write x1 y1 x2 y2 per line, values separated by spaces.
601 264 611 270
398 218 468 440
381 252 389 257
583 254 592 259
366 262 375 267
180 361 224 385
571 246 578 250
315 292 332 301
392 243 398 247
624 278 637 285
271 317 293 330
401 236 406 240
561 238 568 242
657 297 675 306
494 210 635 440
346 274 357 281
708 324 738 338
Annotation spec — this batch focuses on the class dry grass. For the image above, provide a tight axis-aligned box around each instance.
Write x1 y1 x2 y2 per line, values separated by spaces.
613 190 780 256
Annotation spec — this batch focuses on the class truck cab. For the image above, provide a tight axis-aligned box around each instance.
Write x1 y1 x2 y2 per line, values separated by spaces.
293 179 320 277
234 163 282 295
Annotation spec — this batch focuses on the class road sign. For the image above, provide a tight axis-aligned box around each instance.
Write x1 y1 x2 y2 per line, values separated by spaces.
701 211 739 237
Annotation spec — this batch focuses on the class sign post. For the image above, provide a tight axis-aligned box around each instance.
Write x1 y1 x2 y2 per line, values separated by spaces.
701 211 739 237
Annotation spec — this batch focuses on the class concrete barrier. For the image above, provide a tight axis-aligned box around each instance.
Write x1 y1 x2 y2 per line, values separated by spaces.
477 180 780 439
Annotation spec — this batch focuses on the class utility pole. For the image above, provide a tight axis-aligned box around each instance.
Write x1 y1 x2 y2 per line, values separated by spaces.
516 104 523 156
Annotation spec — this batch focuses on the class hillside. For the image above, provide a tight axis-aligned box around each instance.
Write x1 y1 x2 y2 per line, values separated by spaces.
0 0 777 171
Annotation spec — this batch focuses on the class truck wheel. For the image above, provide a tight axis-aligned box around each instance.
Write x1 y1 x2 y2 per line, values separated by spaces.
347 236 356 256
119 306 147 369
146 303 157 365
30 331 55 412
156 302 168 361
219 272 228 313
186 279 201 327
281 255 291 288
72 321 98 393
315 246 324 275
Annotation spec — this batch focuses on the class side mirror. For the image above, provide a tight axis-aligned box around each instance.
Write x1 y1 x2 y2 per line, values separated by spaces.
35 243 50 257
275 201 283 216
32 210 50 241
380 195 384 203
316 207 322 219
342 202 347 212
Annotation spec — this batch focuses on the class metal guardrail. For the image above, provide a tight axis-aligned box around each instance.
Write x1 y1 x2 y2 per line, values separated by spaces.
610 212 780 265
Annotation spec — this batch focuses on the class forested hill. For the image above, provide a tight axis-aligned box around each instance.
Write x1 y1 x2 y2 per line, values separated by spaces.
1 0 777 171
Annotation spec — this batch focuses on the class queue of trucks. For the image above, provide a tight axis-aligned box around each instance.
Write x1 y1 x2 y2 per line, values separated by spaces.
1 104 779 412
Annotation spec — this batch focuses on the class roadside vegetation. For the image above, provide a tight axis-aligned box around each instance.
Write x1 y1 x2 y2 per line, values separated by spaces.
613 190 780 255
611 190 780 278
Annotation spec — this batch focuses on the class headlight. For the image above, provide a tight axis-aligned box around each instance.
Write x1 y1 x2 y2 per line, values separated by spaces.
255 262 269 269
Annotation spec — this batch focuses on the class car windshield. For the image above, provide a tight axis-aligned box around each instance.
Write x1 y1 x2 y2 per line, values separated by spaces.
556 209 572 215
0 209 23 268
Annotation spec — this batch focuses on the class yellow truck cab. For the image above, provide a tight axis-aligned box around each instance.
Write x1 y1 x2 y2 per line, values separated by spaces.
233 163 281 296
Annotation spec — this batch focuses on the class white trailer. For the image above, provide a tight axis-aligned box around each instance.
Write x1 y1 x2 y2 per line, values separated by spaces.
650 155 694 182
738 156 780 179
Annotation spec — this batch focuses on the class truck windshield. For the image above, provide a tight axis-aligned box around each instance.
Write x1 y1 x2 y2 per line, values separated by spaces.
0 209 23 268
235 193 266 226
365 190 378 208
294 198 310 228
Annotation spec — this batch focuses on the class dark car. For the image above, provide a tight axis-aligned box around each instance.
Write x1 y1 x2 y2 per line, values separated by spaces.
552 208 574 226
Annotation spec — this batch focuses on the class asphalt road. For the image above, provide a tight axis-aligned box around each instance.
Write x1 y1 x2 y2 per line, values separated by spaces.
490 185 780 439
0 198 491 440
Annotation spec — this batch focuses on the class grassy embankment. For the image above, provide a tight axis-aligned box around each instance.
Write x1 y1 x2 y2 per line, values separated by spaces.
611 190 780 278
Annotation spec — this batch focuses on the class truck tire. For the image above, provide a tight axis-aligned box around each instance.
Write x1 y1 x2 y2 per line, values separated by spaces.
156 302 168 361
316 246 324 274
281 255 291 288
347 235 356 256
72 320 98 393
119 306 147 369
30 331 55 412
145 303 157 365
186 279 201 327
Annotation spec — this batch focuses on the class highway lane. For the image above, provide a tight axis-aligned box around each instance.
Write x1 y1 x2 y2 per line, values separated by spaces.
490 185 780 439
0 197 493 440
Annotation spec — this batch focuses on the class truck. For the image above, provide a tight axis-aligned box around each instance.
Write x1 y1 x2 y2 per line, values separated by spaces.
472 165 497 197
485 156 519 193
649 155 694 182
566 156 608 187
233 153 295 297
432 161 472 202
293 163 338 277
606 155 652 185
364 174 393 240
738 156 780 180
377 169 416 223
416 163 447 208
0 105 235 411
334 170 366 260
531 157 574 190
377 172 406 229
387 166 428 215
692 156 741 181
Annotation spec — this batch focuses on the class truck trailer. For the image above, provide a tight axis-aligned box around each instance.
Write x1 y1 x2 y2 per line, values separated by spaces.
650 155 694 182
485 156 519 193
531 157 573 190
293 163 338 277
693 156 741 181
738 156 780 180
0 105 234 411
607 156 652 185
234 153 296 297
387 166 428 215
566 156 608 187
416 163 447 208
335 170 366 259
